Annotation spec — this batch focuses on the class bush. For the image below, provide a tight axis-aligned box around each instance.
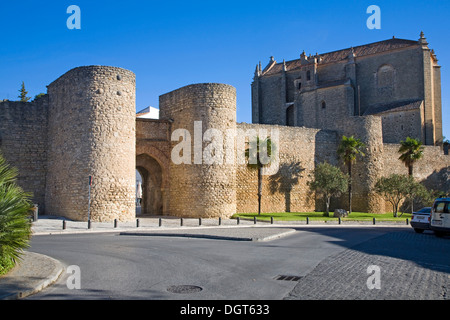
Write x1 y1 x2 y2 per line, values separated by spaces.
0 155 33 276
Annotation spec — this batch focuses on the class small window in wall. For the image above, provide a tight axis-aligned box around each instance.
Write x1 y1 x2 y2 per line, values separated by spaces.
321 101 326 109
307 70 311 81
298 82 302 90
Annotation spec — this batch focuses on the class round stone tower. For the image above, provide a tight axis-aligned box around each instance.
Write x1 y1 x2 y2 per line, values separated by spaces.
46 66 136 222
159 83 237 218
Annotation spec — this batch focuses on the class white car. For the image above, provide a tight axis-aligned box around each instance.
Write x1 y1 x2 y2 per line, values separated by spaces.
410 207 432 233
430 198 450 237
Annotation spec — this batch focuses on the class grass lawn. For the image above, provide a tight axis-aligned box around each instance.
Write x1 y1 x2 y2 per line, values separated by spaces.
232 211 412 222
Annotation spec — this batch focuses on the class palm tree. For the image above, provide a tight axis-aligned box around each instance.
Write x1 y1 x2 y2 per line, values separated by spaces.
398 137 424 177
337 135 366 214
398 137 424 213
245 137 275 215
0 154 33 275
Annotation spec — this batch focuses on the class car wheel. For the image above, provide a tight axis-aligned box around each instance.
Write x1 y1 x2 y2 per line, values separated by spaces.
414 228 424 234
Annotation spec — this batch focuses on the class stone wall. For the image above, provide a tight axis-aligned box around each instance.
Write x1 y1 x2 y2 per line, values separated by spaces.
236 123 339 214
379 106 423 144
382 143 450 192
0 97 48 212
355 46 424 115
46 66 136 222
160 83 237 218
298 83 354 130
337 116 386 213
136 118 171 215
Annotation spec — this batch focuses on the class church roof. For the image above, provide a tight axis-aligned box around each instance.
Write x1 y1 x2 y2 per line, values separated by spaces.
363 99 423 116
261 38 420 76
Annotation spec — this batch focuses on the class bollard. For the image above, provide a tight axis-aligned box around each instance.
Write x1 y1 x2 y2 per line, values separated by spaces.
180 218 183 226
254 216 257 224
136 218 140 228
63 220 66 230
88 219 91 229
271 217 274 224
406 218 409 225
338 217 341 224
306 217 309 224
373 217 376 225
219 217 222 226
199 218 202 226
159 218 162 227
114 219 118 228
237 217 240 225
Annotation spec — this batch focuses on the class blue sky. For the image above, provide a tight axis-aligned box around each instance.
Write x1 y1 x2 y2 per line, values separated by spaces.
0 0 448 139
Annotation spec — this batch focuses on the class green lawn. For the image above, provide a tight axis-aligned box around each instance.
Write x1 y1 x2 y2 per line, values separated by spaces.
232 211 412 222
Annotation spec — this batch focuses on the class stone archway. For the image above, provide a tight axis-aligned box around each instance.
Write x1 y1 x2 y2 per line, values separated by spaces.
136 154 164 215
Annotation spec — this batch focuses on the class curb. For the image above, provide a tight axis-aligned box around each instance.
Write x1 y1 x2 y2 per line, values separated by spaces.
119 228 297 242
0 252 65 300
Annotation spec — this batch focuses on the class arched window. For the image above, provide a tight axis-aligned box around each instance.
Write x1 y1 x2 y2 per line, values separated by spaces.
298 82 302 90
321 101 326 109
377 64 395 88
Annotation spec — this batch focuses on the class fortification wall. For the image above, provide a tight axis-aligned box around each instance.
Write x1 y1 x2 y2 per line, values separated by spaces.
335 116 386 213
46 66 136 222
0 97 48 212
160 83 237 218
379 107 423 144
236 123 339 214
382 144 450 192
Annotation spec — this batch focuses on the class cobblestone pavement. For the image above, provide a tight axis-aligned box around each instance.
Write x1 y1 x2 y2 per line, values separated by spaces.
285 230 450 300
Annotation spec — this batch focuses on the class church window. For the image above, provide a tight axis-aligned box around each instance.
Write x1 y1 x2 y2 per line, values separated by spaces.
377 64 395 88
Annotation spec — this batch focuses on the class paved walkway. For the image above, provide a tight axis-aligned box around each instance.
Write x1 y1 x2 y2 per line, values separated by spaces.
285 230 450 300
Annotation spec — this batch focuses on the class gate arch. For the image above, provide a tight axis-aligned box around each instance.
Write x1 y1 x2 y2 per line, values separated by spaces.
136 153 166 215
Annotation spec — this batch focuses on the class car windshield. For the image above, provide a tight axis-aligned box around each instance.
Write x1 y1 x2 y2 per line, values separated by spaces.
434 201 450 214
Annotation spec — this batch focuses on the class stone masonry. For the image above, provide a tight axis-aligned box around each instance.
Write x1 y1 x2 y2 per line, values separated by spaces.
0 34 448 221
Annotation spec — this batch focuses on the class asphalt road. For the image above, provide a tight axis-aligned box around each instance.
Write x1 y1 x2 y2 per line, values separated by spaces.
25 226 424 300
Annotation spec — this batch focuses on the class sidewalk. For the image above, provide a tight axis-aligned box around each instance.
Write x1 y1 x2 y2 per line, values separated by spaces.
0 215 411 299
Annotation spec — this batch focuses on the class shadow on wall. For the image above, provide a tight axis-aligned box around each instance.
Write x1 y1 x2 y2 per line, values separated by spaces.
313 129 341 213
268 162 305 212
422 166 450 194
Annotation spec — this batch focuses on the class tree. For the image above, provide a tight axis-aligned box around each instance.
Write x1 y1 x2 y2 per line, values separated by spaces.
245 137 276 215
0 154 33 275
308 162 348 216
374 174 413 217
398 137 424 177
18 82 31 102
34 93 46 100
398 137 424 213
337 135 366 214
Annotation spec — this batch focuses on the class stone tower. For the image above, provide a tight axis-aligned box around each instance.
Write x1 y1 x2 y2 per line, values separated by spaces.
45 66 136 222
159 83 237 218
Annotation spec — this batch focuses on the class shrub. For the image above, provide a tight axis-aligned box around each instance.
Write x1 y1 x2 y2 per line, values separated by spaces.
0 155 33 276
